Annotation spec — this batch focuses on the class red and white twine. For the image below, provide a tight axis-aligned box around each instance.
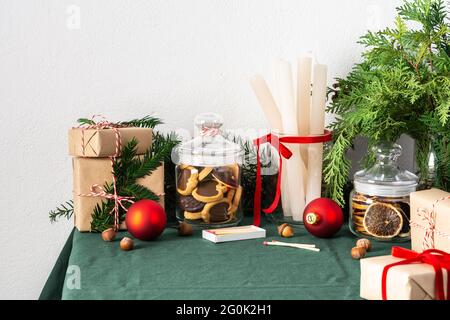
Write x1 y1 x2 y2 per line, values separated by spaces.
410 195 450 251
78 184 134 230
200 127 220 137
76 115 133 231
78 114 123 157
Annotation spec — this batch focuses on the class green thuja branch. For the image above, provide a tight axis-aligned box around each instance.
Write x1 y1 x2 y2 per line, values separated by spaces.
325 0 450 204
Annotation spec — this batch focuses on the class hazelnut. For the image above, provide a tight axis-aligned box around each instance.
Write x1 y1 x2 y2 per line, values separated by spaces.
351 246 366 260
177 222 193 236
101 228 116 242
120 237 134 251
356 238 372 251
278 223 294 238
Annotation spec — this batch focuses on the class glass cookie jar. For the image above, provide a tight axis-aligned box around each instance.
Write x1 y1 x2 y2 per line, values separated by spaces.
349 143 418 241
172 113 244 228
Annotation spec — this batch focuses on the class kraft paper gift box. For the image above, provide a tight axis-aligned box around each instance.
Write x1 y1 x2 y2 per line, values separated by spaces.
410 188 450 253
360 253 449 300
72 157 164 232
68 127 152 157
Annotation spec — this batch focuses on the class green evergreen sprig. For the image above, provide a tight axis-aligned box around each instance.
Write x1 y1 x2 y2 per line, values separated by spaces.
325 0 450 206
224 133 276 214
90 133 179 232
49 201 74 223
77 115 162 128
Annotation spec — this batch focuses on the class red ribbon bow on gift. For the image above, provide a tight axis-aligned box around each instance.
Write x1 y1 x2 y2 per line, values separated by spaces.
382 246 450 300
252 130 332 226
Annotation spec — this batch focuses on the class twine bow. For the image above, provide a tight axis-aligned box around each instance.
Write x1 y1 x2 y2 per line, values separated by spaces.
410 195 450 251
382 246 450 300
78 184 135 231
76 115 133 231
252 130 333 226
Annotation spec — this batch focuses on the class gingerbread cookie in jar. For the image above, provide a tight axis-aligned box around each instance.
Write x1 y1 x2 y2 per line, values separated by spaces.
349 142 418 241
172 113 244 228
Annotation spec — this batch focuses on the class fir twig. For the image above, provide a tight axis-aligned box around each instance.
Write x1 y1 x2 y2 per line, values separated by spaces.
49 200 74 222
119 115 163 128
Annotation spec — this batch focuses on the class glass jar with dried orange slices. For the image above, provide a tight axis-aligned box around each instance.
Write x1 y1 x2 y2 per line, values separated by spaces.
349 143 418 241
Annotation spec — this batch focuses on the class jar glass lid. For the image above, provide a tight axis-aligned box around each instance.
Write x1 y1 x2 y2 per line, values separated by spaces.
172 113 243 166
354 142 418 197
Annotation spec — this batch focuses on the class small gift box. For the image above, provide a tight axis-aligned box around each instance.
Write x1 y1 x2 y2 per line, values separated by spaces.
360 247 450 300
410 188 450 253
73 157 164 232
68 127 152 157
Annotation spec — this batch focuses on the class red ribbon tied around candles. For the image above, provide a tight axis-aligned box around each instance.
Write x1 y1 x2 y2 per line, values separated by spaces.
252 130 333 226
382 246 450 300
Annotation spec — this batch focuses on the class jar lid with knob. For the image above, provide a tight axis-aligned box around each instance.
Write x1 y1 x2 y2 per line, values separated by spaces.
353 142 418 197
172 113 244 167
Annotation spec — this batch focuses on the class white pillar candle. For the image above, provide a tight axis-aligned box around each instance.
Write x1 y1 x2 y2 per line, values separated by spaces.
250 75 283 131
306 64 328 205
273 59 306 221
297 57 313 168
250 75 290 216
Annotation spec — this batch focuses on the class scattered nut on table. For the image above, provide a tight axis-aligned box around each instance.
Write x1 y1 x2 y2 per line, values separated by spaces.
120 237 134 251
356 238 372 251
101 228 116 242
278 223 294 238
351 246 366 259
177 221 193 236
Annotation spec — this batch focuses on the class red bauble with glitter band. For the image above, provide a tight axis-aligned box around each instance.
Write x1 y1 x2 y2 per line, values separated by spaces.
303 198 343 238
125 200 166 241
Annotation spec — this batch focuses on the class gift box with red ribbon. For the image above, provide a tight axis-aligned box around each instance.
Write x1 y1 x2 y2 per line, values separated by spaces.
360 246 449 300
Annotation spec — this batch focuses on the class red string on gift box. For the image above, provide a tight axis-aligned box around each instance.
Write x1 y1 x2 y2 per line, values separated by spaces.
410 195 450 251
382 246 450 300
252 130 333 227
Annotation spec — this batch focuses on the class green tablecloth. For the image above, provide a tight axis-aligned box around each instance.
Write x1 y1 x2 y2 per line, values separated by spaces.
40 219 409 300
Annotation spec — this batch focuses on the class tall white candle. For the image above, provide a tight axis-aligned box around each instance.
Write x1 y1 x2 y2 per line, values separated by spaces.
273 59 306 221
306 64 328 205
297 57 313 167
250 75 290 216
250 75 283 131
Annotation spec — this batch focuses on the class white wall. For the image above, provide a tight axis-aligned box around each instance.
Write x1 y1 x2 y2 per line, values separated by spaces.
0 0 403 299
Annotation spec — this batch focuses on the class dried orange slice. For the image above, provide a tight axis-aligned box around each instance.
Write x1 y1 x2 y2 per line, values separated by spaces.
363 203 403 239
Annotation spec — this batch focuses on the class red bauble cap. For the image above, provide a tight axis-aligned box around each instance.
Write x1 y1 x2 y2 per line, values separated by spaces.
125 199 167 241
303 198 343 238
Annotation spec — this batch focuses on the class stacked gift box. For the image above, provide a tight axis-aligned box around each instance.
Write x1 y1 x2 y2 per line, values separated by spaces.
68 125 164 232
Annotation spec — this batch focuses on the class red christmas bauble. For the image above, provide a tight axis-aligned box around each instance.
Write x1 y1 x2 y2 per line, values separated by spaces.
125 200 167 241
303 198 343 238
